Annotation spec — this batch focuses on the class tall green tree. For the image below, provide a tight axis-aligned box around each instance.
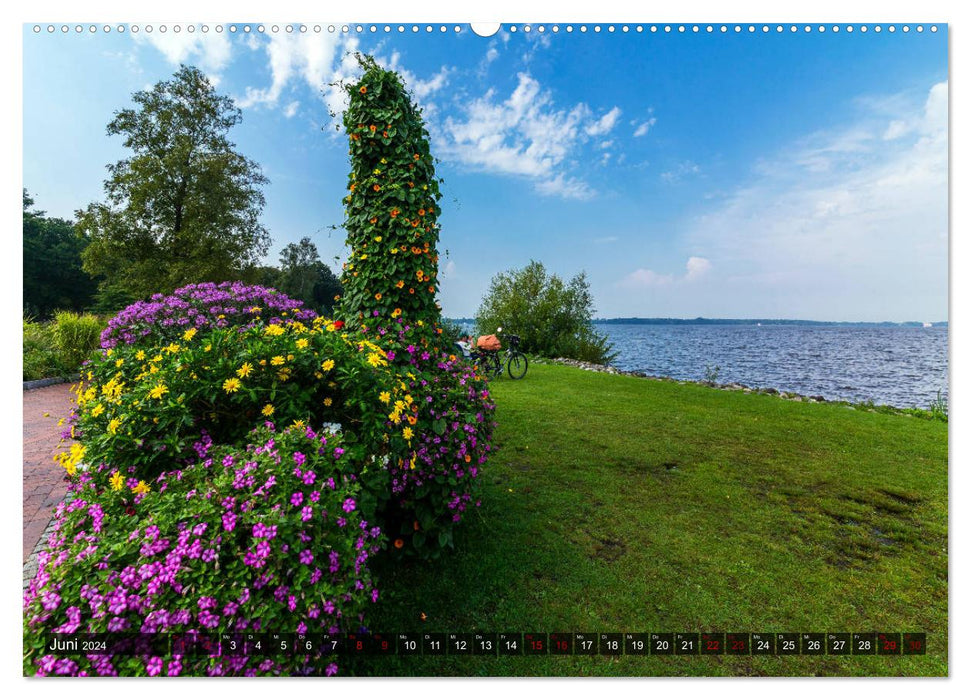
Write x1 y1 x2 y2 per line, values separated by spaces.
476 260 616 364
337 54 443 327
76 65 270 300
278 236 342 313
23 190 98 318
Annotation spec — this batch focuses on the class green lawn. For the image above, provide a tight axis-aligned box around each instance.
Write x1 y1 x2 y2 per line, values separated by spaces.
352 363 948 676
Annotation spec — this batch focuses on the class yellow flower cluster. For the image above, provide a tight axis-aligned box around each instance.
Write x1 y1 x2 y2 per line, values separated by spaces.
55 442 86 476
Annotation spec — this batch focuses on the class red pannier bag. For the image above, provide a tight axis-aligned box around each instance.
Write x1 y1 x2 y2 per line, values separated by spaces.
476 334 501 351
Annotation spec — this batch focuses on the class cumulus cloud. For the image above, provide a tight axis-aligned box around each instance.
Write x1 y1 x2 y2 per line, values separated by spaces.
378 50 451 107
619 257 711 289
684 256 712 280
133 29 233 82
438 72 619 198
283 100 300 118
534 174 595 200
237 33 452 126
585 106 622 136
633 116 657 137
236 31 344 110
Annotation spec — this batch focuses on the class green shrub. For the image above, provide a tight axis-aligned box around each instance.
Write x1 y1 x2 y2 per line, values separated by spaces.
556 324 619 365
23 316 63 380
475 260 615 364
51 311 104 372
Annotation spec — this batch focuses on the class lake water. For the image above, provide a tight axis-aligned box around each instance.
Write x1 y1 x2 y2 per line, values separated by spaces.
595 324 949 409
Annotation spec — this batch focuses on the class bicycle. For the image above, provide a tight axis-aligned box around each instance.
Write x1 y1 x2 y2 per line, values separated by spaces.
470 328 528 380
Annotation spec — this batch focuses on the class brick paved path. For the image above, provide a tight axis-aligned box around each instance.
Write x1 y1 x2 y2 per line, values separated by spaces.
23 383 75 562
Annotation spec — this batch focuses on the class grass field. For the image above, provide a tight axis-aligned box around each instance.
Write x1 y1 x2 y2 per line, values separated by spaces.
350 363 948 676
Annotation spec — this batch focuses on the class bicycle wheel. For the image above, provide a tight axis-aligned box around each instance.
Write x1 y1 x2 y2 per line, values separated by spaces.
506 352 528 380
475 353 500 379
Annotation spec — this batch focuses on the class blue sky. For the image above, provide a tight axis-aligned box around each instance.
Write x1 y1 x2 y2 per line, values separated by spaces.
22 23 948 321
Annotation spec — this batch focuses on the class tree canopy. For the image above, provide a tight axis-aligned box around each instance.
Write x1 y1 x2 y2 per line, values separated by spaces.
277 236 342 313
76 65 270 300
23 190 98 318
475 260 615 364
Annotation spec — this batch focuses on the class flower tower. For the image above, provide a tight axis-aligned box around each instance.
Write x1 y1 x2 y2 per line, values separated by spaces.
338 54 443 328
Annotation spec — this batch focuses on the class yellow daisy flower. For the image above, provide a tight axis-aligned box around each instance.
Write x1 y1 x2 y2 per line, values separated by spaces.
149 383 169 400
109 472 125 491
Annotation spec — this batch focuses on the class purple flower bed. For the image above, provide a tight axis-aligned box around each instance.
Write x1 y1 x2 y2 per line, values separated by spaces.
24 425 381 676
100 282 317 349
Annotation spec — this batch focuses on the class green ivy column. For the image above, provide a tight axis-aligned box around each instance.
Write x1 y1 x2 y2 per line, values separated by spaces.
338 55 443 328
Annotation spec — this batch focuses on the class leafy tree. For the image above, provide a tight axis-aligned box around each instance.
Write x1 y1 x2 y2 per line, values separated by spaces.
23 190 98 318
76 65 270 300
277 236 342 313
476 260 616 364
337 54 443 327
247 264 284 291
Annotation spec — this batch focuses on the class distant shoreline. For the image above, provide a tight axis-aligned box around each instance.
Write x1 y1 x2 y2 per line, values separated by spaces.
447 317 948 328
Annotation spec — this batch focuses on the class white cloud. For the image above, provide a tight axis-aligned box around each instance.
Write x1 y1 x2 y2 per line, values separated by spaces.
379 51 451 103
684 256 712 280
633 116 657 137
442 260 457 279
485 46 499 64
438 72 618 198
321 39 364 121
685 82 947 320
660 160 701 183
411 66 450 99
883 120 908 140
619 257 711 289
236 31 345 110
585 106 622 136
133 29 233 81
283 100 300 118
535 174 596 200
